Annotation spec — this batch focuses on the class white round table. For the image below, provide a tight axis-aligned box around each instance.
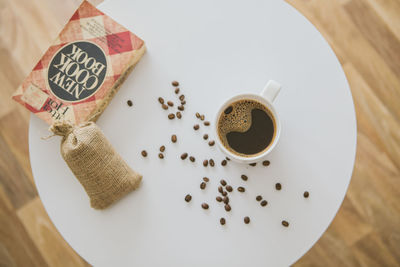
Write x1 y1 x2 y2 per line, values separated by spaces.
29 0 357 266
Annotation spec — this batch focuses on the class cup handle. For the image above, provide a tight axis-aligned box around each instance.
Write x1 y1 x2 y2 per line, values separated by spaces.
261 80 281 103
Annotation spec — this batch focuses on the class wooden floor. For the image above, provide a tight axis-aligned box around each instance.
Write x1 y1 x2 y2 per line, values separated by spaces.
0 0 399 266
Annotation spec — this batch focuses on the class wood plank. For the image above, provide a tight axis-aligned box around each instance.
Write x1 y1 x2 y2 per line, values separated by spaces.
0 185 48 267
17 197 90 267
365 0 400 41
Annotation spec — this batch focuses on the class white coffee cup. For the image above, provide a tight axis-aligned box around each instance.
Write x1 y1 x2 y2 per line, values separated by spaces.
213 80 282 164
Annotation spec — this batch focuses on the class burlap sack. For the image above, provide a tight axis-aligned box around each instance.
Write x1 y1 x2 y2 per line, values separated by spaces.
49 121 142 209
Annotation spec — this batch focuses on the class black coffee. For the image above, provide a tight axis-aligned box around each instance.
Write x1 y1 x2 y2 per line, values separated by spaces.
217 99 275 157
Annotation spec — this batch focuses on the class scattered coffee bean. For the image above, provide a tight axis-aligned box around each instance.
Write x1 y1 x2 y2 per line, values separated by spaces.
209 159 215 167
203 134 209 140
194 124 200 130
241 175 248 181
171 134 177 143
181 100 186 105
224 204 231 212
181 153 188 160
200 115 205 121
172 81 179 86
201 203 209 209
221 160 227 166
167 101 174 107
249 163 257 166
200 182 206 190
168 113 175 119
256 195 262 201
220 218 226 225
237 186 245 192
220 179 227 186
225 185 233 192
262 160 270 166
218 186 223 193
175 88 180 94
221 191 227 196
204 121 210 126
127 100 133 107
203 160 208 167
203 177 209 182
226 157 230 161
195 112 200 118
141 150 147 157
185 194 192 202
189 156 195 162
158 97 165 104
160 145 165 152
224 106 233 114
176 111 182 119
208 140 215 146
179 95 185 101
244 216 250 224
223 196 229 204
158 153 164 159
282 220 289 227
216 196 223 202
275 183 282 190
162 104 168 110
178 105 184 111
261 200 268 206
303 191 309 198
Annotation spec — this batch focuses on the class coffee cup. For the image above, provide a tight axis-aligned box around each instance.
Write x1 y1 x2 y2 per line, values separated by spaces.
214 80 281 164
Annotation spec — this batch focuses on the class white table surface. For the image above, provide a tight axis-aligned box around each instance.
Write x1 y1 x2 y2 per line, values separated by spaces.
29 0 357 266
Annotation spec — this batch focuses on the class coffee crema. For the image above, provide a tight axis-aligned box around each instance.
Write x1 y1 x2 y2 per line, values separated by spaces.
217 99 276 157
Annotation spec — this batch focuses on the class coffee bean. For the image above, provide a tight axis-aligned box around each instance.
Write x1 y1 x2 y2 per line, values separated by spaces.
141 150 147 157
241 175 248 181
175 88 180 94
195 112 200 118
303 191 309 198
204 121 210 126
168 113 175 119
189 156 195 162
181 153 188 160
162 104 168 110
178 105 184 111
224 106 233 114
223 196 229 204
171 134 177 143
220 218 226 225
203 134 209 140
185 194 192 202
237 186 245 192
256 195 262 201
181 100 186 105
203 177 209 182
179 95 185 101
225 185 233 192
208 140 215 146
224 204 231 212
160 145 165 152
193 124 200 130
167 101 174 107
201 159 208 167
226 157 230 161
127 100 133 107
172 81 179 86
158 153 164 159
220 179 227 186
249 163 257 166
216 196 223 202
275 183 282 190
176 111 182 119
261 200 268 206
221 160 227 166
221 191 227 196
218 186 223 193
200 115 205 121
282 220 289 227
209 159 215 167
158 97 165 104
200 182 206 190
262 160 270 166
201 203 209 209
244 216 250 224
